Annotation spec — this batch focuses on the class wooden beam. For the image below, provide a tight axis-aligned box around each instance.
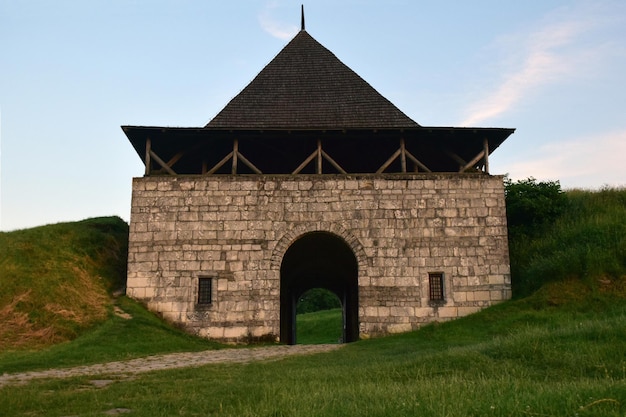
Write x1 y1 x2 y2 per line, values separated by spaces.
149 150 177 175
292 149 318 174
164 142 206 171
165 151 185 168
376 148 402 173
483 137 490 174
232 138 238 175
405 150 432 172
236 151 263 174
144 138 151 176
292 141 347 175
321 150 347 174
459 150 485 173
446 151 467 167
206 151 234 175
316 139 322 174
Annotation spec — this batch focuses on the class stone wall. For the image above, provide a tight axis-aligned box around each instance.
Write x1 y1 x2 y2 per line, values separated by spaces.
127 173 511 343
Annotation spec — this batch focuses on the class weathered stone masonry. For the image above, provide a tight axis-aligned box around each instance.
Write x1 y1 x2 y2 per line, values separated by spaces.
126 173 511 342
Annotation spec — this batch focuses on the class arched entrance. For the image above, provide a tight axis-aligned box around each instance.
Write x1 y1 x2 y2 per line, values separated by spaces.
280 231 359 344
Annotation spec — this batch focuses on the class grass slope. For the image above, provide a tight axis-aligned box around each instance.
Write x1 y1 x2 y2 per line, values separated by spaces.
0 296 220 374
0 217 128 349
510 187 626 297
296 308 343 344
1 290 624 416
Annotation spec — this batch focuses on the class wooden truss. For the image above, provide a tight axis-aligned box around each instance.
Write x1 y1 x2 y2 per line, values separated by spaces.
291 139 346 174
202 139 262 175
445 138 490 174
143 136 491 176
376 138 431 173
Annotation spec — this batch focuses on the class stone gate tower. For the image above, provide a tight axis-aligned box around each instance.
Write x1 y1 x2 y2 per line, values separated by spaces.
123 20 514 344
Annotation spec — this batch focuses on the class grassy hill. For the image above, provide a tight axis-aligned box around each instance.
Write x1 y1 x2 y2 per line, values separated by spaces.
507 184 626 298
0 217 129 349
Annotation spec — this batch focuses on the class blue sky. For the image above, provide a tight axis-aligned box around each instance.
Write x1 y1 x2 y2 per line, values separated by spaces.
1 0 625 231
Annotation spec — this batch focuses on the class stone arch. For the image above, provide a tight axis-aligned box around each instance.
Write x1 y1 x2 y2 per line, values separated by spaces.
278 228 361 344
270 222 368 272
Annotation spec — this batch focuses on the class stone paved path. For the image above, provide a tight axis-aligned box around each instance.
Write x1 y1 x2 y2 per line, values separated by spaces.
0 344 343 388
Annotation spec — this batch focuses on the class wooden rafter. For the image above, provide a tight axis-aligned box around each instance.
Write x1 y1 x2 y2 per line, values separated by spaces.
405 150 431 172
451 149 486 173
460 150 485 173
204 138 263 175
149 150 177 175
376 148 402 173
206 151 234 175
237 151 263 174
377 138 432 173
144 137 178 175
445 151 467 167
164 142 207 172
292 149 318 174
321 149 347 174
166 152 185 168
446 141 490 173
291 139 346 174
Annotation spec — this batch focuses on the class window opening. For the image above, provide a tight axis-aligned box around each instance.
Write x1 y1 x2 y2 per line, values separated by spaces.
197 277 213 305
428 273 445 302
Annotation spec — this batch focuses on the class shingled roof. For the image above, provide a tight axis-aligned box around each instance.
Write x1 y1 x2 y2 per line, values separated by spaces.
206 29 420 129
123 21 514 176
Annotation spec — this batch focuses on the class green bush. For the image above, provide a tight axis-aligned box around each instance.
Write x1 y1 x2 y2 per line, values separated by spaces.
507 183 626 297
296 288 341 314
504 177 567 238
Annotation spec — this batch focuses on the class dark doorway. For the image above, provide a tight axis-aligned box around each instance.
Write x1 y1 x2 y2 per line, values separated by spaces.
280 232 359 344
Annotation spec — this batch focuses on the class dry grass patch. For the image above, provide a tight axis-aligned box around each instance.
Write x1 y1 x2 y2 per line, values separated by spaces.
0 291 60 349
0 217 128 350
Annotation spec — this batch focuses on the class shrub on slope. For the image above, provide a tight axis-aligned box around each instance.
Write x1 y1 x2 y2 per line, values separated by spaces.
506 181 626 298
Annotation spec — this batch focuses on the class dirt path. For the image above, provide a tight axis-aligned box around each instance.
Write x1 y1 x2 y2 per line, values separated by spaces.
0 344 343 388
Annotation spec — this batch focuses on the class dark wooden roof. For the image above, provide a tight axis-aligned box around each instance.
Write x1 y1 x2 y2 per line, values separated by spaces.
206 30 419 129
122 27 515 176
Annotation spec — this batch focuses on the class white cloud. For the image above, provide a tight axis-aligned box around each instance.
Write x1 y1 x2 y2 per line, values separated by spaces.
258 1 298 40
504 129 626 189
460 4 605 127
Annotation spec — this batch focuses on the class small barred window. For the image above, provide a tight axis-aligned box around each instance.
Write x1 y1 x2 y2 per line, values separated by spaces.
428 273 444 302
197 277 213 305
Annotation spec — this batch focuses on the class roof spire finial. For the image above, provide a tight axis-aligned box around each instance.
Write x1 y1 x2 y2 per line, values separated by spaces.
301 4 305 31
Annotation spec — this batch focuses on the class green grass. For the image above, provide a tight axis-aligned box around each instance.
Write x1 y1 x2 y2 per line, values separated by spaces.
0 217 129 349
0 216 219 374
0 297 221 375
1 295 625 416
510 187 626 297
296 308 343 344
